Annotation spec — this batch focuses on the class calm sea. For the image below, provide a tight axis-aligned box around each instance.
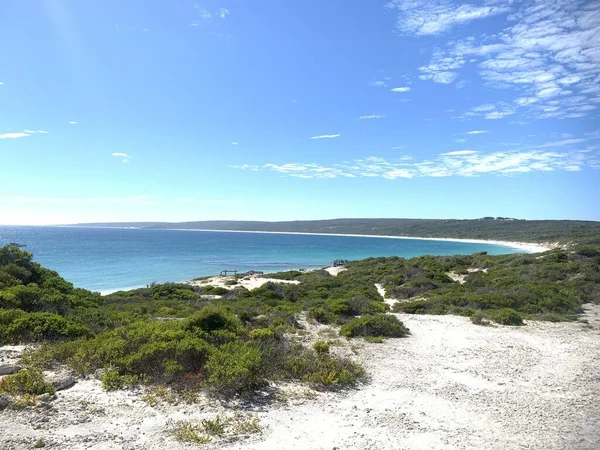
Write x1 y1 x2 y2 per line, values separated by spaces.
0 226 522 293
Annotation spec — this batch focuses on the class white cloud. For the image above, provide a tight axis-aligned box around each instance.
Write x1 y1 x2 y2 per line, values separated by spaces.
310 134 340 139
218 8 230 19
0 132 30 139
68 121 78 125
369 80 388 87
387 0 511 35
391 146 406 149
229 164 259 171
391 87 411 92
111 152 131 163
537 138 585 148
441 150 478 156
38 130 48 134
359 114 385 120
1 195 155 204
0 81 3 85
484 110 515 120
233 144 599 179
417 0 600 120
466 130 488 135
231 141 239 145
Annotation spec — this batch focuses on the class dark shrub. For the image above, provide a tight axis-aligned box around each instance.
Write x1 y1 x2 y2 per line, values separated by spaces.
2 312 91 343
340 314 409 338
489 308 524 326
185 306 241 334
205 342 263 396
0 367 56 396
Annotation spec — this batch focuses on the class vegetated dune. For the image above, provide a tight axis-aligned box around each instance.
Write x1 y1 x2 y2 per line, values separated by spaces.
2 308 599 450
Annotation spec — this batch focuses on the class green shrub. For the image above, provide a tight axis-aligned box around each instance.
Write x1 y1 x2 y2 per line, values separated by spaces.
308 307 333 324
101 369 124 390
470 311 490 326
312 340 330 355
0 367 55 396
185 306 241 334
205 342 263 396
489 308 524 326
1 312 91 343
340 314 409 338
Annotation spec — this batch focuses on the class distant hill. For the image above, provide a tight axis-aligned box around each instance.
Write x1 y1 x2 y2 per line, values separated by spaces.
70 218 600 245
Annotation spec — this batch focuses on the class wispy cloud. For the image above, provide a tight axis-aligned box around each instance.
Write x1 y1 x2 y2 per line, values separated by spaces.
0 132 30 140
68 121 78 125
111 152 131 163
368 80 388 88
231 141 239 146
0 81 4 85
1 195 156 204
218 8 230 19
386 0 511 35
310 134 340 140
466 130 488 135
391 87 411 92
414 0 600 119
359 113 385 120
537 138 586 148
23 129 48 135
233 145 598 179
229 164 259 171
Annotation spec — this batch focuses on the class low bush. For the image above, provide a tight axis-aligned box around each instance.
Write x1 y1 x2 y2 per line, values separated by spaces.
340 314 410 338
185 306 241 334
0 367 56 396
312 340 330 355
1 311 91 344
470 311 490 326
205 342 263 396
489 308 524 326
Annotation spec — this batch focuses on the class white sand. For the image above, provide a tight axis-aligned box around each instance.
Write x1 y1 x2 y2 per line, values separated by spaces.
2 307 599 450
324 266 348 276
187 275 300 291
183 229 557 253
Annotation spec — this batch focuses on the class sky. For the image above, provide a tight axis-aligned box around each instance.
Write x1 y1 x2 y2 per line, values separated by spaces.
1 0 599 225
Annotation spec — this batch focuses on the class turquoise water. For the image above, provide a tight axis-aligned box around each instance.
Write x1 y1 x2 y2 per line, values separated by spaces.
0 226 523 293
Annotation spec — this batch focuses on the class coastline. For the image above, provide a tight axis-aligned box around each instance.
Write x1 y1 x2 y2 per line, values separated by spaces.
169 228 556 253
55 224 556 253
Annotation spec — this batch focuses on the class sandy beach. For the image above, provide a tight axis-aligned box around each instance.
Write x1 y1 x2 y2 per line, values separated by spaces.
2 305 598 450
175 228 557 253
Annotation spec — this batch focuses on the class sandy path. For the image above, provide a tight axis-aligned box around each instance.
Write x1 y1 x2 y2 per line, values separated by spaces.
1 312 599 450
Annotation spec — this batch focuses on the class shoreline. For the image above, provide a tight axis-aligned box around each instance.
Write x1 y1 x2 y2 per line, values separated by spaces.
168 228 556 253
62 225 555 253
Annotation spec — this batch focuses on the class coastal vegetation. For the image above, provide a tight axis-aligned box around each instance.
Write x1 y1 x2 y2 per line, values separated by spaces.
1 241 599 402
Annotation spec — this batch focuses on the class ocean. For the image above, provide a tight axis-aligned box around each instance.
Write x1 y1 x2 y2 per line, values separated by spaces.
0 226 524 293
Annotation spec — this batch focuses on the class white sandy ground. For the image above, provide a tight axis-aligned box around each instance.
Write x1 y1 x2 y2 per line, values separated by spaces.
187 276 300 292
1 305 599 450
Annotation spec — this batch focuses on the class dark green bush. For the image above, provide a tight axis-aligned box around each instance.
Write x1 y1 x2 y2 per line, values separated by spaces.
312 340 330 355
185 306 241 334
340 314 409 338
1 311 91 344
205 342 263 396
0 367 56 396
489 308 524 326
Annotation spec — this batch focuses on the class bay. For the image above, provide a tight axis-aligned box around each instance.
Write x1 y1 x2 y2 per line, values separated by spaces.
0 226 523 293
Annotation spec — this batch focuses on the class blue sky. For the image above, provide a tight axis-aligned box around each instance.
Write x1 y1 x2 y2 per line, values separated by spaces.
1 0 599 225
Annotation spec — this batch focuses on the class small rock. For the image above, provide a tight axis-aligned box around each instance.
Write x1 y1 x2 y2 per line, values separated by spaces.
0 363 22 375
37 393 55 403
0 394 11 410
46 372 76 391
